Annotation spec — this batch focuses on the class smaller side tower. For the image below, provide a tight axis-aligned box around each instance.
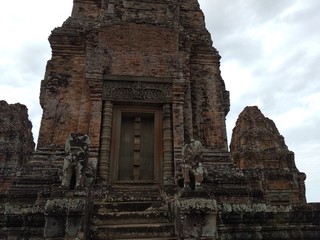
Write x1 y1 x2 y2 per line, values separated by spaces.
230 106 306 205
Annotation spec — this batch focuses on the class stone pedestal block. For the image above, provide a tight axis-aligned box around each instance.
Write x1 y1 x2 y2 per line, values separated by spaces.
177 198 217 239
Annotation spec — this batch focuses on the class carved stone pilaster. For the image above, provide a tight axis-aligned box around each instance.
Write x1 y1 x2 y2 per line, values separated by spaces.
98 101 113 182
163 104 174 185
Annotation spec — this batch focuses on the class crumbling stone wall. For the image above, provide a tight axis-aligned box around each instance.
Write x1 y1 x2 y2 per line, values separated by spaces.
0 100 34 168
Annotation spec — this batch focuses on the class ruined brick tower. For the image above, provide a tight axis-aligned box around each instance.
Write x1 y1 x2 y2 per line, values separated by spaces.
1 0 319 239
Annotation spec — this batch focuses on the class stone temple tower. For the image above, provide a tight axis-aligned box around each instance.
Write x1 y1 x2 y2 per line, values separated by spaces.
1 0 319 239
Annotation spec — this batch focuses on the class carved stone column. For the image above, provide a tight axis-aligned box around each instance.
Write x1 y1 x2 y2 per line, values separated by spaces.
98 100 113 183
163 103 174 185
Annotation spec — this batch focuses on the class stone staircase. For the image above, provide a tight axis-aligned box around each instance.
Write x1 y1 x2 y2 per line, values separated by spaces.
89 186 177 240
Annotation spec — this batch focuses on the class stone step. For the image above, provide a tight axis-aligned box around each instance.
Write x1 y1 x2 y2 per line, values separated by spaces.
89 187 175 239
12 164 61 186
90 223 175 239
92 210 171 225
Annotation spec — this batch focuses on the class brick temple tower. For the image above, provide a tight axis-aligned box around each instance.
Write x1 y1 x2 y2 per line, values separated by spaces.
37 0 230 185
1 0 319 239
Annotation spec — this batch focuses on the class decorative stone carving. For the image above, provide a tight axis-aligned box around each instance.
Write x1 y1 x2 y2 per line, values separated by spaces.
61 133 91 190
103 78 172 103
182 139 205 190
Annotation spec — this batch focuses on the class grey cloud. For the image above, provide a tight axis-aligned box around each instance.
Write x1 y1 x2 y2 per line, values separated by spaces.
284 0 320 25
0 42 48 89
202 1 253 39
282 2 320 49
246 0 293 22
219 35 263 64
257 52 320 100
203 0 294 35
285 118 320 147
15 41 49 78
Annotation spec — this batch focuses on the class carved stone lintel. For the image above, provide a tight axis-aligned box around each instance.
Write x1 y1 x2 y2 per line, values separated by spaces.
103 77 172 103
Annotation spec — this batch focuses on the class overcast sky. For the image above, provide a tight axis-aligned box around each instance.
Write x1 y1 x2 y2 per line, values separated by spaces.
0 0 319 202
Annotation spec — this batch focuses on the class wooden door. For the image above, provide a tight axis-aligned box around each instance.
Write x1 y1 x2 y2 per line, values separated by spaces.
111 106 162 183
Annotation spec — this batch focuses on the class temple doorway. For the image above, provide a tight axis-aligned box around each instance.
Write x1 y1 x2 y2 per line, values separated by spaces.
110 105 162 184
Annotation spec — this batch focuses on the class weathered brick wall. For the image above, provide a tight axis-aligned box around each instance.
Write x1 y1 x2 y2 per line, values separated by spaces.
39 54 88 148
97 24 179 76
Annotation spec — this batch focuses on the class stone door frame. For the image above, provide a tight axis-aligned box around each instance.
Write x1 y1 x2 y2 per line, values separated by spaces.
98 75 174 186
